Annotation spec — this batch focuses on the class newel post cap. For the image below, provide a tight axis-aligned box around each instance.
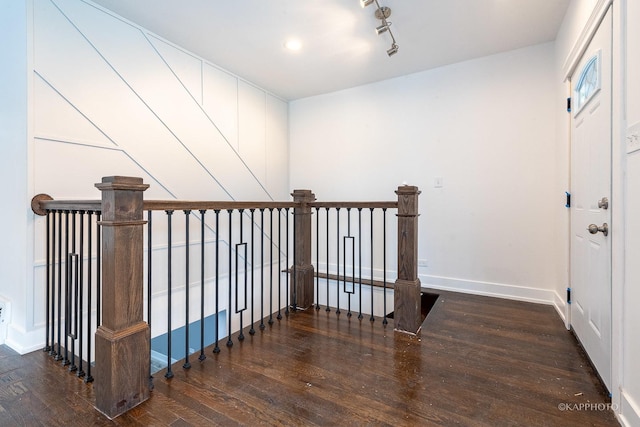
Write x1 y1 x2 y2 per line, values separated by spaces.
95 176 150 192
291 189 316 203
395 185 421 196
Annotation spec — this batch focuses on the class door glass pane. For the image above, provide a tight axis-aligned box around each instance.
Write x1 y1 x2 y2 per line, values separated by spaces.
574 52 601 114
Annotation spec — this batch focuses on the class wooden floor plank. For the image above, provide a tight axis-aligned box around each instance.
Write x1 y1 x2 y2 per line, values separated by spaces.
0 289 618 426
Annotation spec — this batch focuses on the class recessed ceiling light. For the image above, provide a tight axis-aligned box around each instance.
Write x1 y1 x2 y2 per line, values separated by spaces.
284 39 302 51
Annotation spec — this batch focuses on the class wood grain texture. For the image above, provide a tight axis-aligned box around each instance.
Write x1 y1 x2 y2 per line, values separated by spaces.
394 186 421 333
0 290 617 426
395 185 420 282
291 189 316 309
94 176 150 419
37 200 399 213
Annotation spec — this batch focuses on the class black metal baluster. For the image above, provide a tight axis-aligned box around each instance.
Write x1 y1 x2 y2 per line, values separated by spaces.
249 209 256 335
370 208 375 322
44 211 51 353
382 208 388 325
42 211 51 353
213 210 221 353
277 208 282 320
199 210 207 361
77 211 85 378
184 210 192 369
69 210 78 372
147 211 153 328
259 209 265 331
165 210 174 379
315 207 320 311
147 210 153 386
49 211 56 356
325 208 330 313
346 208 352 318
268 208 274 326
236 209 246 342
69 247 78 372
63 210 70 366
96 212 101 329
335 208 341 315
85 211 94 383
227 209 233 347
287 208 292 313
65 252 78 370
358 208 363 320
55 211 63 360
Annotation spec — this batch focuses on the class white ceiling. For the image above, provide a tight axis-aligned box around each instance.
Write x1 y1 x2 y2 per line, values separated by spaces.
90 0 570 100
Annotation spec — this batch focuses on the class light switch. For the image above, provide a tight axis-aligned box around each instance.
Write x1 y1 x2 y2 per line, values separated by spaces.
434 177 443 188
627 122 640 154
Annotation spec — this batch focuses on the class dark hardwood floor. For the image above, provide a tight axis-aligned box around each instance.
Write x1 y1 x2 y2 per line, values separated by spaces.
0 290 618 426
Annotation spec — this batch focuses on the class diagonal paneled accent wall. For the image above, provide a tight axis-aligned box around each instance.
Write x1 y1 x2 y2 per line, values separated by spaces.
23 0 289 352
33 0 288 202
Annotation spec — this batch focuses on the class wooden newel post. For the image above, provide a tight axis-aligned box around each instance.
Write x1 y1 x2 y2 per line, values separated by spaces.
394 185 422 334
291 189 316 309
94 176 150 418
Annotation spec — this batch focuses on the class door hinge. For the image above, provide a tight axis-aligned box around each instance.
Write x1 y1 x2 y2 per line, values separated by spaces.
567 287 571 304
567 97 571 113
565 191 571 208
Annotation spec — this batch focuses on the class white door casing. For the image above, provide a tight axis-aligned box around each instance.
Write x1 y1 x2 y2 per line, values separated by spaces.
569 7 612 391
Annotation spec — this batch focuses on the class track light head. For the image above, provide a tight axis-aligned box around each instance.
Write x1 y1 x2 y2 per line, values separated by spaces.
387 44 399 57
376 22 391 35
360 0 374 7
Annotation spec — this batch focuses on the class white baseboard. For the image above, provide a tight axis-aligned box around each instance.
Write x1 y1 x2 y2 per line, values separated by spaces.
5 323 45 355
552 289 569 328
420 274 557 306
618 390 640 427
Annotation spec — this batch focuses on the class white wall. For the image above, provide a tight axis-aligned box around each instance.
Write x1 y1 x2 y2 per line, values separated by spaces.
0 0 30 346
2 0 290 353
291 43 559 305
622 0 640 423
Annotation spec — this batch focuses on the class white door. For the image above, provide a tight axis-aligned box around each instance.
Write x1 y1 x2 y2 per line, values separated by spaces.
570 7 612 391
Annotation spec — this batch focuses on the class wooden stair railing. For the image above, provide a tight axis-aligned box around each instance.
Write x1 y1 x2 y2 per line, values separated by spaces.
31 176 421 418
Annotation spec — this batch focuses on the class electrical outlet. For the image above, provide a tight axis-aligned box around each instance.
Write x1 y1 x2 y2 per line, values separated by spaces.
418 259 428 268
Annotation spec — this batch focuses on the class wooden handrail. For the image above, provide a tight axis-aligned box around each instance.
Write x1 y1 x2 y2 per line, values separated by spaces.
34 199 398 214
35 199 102 213
143 200 297 211
310 201 398 209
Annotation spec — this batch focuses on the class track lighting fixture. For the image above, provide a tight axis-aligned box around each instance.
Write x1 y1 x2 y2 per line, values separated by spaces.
361 0 399 57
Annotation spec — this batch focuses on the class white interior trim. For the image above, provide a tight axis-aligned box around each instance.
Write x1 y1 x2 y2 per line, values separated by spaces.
562 0 613 81
619 390 640 427
552 290 568 326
